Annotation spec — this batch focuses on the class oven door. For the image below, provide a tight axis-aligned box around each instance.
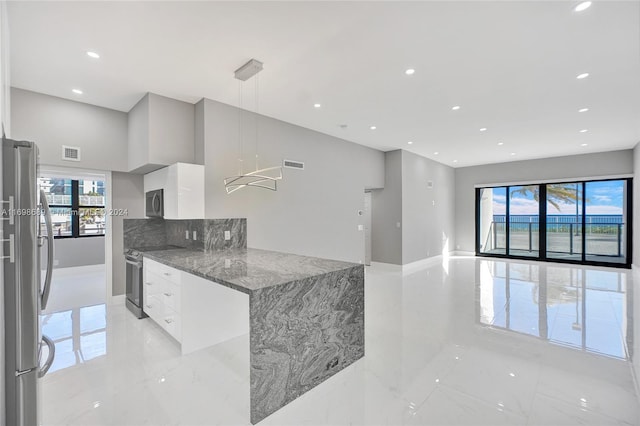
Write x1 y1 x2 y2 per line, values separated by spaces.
125 257 145 318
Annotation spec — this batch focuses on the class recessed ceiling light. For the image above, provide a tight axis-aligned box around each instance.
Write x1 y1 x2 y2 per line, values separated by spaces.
581 143 588 146
313 103 321 108
497 142 504 146
433 151 439 155
370 126 377 130
580 129 588 133
574 1 592 12
405 68 415 75
72 89 83 95
577 72 590 79
86 51 100 59
479 128 487 132
578 108 589 112
407 141 413 145
453 160 458 163
451 106 460 111
510 152 516 156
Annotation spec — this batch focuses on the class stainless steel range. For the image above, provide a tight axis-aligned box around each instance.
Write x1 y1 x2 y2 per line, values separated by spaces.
124 248 147 318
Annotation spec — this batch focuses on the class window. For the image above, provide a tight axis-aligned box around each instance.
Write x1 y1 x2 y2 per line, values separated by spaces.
39 177 106 238
476 178 632 268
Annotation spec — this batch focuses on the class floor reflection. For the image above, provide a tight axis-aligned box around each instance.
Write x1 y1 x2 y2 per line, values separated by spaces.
477 260 630 359
40 304 107 373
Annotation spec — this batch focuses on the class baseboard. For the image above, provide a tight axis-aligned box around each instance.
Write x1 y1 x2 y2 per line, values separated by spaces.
368 262 403 273
369 252 458 275
110 294 126 305
453 250 476 256
400 255 444 275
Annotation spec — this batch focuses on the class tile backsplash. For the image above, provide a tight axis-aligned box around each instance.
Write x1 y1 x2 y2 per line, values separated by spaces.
123 218 167 249
124 218 247 251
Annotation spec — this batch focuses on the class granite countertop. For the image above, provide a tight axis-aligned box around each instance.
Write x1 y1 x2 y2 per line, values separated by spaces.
142 247 360 294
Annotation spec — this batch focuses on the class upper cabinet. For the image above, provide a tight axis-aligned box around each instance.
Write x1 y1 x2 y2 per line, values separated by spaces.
144 163 205 219
128 93 195 174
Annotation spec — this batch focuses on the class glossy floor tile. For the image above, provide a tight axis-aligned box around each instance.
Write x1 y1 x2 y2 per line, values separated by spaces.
41 257 640 425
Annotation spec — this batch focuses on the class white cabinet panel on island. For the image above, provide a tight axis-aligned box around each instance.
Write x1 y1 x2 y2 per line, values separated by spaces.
143 257 249 354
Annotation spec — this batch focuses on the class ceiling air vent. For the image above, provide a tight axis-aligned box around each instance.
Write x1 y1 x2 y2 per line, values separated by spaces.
283 159 304 170
62 145 81 162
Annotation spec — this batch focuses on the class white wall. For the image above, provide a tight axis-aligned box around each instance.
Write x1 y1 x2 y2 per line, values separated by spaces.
454 150 634 253
401 150 456 264
200 98 385 264
10 87 129 172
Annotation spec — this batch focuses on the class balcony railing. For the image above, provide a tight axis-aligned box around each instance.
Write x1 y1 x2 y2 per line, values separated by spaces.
482 221 624 257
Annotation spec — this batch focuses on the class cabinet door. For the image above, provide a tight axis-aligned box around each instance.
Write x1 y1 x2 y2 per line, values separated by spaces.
175 163 204 219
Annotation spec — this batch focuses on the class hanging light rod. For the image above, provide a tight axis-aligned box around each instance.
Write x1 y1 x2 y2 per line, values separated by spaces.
224 58 283 195
234 59 263 81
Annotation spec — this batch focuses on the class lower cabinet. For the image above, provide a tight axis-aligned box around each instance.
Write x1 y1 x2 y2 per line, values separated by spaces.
143 258 249 354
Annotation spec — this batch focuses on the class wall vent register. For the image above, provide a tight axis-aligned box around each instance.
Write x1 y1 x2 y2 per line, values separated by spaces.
283 159 304 170
61 145 81 161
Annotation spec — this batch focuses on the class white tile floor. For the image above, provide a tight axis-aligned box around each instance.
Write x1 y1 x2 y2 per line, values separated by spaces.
40 257 640 425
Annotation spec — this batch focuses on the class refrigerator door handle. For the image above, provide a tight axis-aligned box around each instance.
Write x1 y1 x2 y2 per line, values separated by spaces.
38 335 55 378
39 189 54 310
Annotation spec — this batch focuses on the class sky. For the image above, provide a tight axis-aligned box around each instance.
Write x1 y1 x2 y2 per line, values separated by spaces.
489 181 624 215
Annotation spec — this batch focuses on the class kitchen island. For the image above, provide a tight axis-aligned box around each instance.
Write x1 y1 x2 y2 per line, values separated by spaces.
142 247 364 424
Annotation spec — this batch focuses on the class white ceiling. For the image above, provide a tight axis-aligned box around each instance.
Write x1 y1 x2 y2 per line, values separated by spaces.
8 1 640 168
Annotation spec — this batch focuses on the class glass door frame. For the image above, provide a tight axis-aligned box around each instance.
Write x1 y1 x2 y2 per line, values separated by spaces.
475 178 633 269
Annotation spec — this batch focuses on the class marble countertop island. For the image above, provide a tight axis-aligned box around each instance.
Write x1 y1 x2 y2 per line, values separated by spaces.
141 247 365 424
142 247 359 293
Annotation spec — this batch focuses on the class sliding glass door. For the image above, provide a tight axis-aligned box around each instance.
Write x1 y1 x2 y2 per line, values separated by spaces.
585 180 627 264
476 178 631 268
478 187 506 255
508 186 539 257
546 183 583 261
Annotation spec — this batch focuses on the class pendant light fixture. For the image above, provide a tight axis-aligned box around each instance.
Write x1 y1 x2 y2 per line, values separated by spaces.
224 59 283 194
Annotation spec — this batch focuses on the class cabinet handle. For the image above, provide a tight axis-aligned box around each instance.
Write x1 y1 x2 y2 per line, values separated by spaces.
163 292 173 297
163 272 171 276
145 282 153 286
146 304 152 308
164 318 174 324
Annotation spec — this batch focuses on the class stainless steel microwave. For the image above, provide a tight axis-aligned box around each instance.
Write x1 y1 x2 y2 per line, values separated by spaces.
145 189 164 218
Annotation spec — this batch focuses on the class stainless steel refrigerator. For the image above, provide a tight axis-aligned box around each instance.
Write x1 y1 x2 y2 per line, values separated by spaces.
2 137 55 425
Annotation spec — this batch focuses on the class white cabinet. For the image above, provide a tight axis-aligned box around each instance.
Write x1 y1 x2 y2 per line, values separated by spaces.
144 162 204 219
143 258 183 342
143 258 249 354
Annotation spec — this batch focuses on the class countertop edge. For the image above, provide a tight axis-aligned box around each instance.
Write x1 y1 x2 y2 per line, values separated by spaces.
142 251 363 296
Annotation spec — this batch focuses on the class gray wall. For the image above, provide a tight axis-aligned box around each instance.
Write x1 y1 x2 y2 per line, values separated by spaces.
371 150 402 264
127 94 150 172
454 150 634 253
42 237 105 269
11 87 128 171
128 92 195 173
112 172 144 296
634 143 640 267
148 93 195 166
200 98 385 264
0 4 6 420
401 150 456 264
